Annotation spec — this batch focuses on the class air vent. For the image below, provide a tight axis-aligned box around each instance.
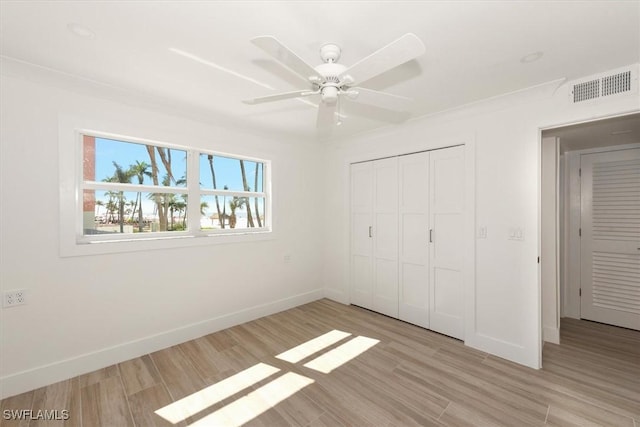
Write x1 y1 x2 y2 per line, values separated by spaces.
602 71 631 96
569 64 638 104
573 79 600 103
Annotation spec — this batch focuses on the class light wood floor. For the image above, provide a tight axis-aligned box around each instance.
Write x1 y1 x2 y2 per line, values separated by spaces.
1 299 639 426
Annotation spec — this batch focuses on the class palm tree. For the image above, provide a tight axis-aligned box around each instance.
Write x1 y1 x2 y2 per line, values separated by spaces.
173 197 187 229
200 201 209 215
104 197 118 224
111 161 134 232
222 185 229 228
228 196 246 229
95 200 105 219
103 189 119 223
145 146 176 231
166 193 177 230
239 160 255 227
126 200 137 222
254 162 262 227
145 145 164 230
207 155 224 229
129 161 151 232
148 174 174 231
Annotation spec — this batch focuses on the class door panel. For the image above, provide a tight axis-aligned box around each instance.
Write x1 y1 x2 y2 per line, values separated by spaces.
373 157 399 317
432 214 464 269
374 259 400 316
399 152 430 327
402 214 428 264
430 146 465 339
581 148 640 330
401 263 429 309
351 255 373 308
433 267 463 319
350 162 374 310
375 212 398 259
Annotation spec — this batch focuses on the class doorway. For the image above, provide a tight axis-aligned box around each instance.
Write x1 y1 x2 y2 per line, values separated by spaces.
541 113 640 344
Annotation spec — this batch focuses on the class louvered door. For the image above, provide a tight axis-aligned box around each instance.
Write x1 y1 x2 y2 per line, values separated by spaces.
580 148 640 330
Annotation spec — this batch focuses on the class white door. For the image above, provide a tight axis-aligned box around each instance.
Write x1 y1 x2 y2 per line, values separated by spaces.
429 146 465 339
350 162 374 310
580 148 640 330
398 152 430 327
372 157 399 317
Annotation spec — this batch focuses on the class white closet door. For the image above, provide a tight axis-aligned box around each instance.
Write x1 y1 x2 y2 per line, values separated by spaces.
373 157 399 317
580 148 640 330
429 146 465 339
398 152 430 327
350 162 374 310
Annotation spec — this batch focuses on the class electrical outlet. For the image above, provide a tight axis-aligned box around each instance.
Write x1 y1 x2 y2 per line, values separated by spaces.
284 255 291 263
508 228 524 241
3 289 27 308
477 226 487 239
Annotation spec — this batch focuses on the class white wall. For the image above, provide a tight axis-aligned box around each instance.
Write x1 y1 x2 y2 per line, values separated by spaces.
0 73 325 398
322 79 639 369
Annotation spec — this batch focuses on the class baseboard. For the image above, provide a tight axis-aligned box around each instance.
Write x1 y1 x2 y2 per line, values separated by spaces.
465 332 539 369
0 289 324 400
543 326 560 345
324 287 348 304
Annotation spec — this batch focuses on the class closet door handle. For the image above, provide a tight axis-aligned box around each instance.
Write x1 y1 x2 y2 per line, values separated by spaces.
429 229 433 243
369 226 373 238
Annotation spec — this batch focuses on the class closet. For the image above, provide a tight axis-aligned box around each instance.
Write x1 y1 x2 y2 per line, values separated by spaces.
350 145 465 340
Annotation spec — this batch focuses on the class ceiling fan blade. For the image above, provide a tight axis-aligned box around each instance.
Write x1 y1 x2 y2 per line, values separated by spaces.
316 102 338 128
242 90 318 105
251 36 322 83
345 87 413 111
340 33 425 86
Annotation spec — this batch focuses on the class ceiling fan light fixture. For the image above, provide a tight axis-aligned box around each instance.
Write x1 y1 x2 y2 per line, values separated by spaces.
321 86 339 104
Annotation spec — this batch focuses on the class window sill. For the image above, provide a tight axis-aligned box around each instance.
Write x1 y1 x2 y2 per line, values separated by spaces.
61 230 275 257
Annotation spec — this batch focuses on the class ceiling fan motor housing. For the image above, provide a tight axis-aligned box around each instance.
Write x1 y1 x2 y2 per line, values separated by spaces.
314 62 348 104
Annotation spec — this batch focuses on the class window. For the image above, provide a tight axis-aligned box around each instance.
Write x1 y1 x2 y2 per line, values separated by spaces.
79 133 270 244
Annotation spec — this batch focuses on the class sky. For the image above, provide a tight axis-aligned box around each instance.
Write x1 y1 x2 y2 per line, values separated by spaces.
90 137 264 219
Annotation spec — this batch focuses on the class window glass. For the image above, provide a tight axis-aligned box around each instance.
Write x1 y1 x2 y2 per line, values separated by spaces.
200 196 266 230
84 137 187 187
79 134 269 243
83 190 189 234
199 154 263 192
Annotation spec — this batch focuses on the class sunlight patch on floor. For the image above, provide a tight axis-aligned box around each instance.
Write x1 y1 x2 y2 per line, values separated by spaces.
303 336 380 374
276 329 351 363
187 372 314 427
154 330 379 425
155 362 280 424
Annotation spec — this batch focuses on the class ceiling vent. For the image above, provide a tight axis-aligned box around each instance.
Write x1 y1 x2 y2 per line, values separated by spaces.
569 64 638 103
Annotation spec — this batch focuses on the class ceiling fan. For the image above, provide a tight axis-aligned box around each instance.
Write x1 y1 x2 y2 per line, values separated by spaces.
242 33 426 128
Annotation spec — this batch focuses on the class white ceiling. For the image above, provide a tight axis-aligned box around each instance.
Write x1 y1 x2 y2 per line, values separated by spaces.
1 1 639 141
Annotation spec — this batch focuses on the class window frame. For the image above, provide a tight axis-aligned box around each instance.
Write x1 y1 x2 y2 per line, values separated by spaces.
72 128 272 249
